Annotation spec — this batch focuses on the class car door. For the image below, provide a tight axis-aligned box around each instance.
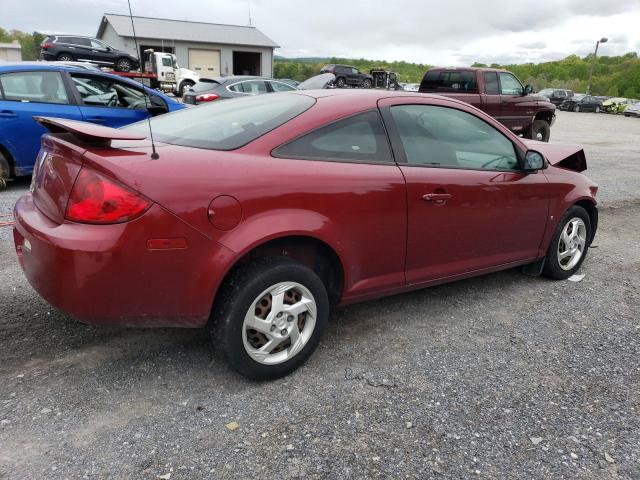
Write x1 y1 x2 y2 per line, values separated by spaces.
379 97 550 284
88 39 114 65
0 70 83 176
481 71 501 119
69 73 152 127
498 71 531 133
67 37 95 62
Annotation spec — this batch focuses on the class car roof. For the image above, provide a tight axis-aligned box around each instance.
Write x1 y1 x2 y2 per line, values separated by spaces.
0 62 173 98
427 66 509 73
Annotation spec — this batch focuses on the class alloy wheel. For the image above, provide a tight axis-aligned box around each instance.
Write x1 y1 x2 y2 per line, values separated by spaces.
242 282 317 365
557 217 587 271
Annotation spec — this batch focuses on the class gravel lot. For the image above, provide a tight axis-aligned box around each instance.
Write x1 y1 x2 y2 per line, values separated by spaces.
0 112 639 479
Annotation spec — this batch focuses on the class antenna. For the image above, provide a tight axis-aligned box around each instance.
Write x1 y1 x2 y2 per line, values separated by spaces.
248 0 253 26
127 0 159 159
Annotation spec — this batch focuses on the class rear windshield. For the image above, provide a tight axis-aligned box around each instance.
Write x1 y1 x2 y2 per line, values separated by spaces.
124 93 315 150
191 79 222 93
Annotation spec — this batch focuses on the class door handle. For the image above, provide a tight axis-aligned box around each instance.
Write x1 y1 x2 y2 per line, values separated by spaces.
85 116 106 124
422 193 452 204
0 110 17 118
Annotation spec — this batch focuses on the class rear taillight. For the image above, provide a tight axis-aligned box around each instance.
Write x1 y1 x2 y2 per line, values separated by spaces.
195 93 219 102
41 42 53 49
65 168 151 224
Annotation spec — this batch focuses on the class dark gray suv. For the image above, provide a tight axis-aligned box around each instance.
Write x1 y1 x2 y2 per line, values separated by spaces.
182 76 298 105
319 64 373 88
40 35 139 72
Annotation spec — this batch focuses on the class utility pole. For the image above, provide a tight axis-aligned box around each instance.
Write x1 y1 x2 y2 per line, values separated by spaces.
586 37 608 95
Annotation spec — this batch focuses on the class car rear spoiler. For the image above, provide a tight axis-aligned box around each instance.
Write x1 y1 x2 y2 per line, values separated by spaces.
33 116 147 145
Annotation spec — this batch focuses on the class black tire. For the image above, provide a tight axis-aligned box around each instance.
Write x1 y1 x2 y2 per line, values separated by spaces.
178 80 194 97
542 205 591 280
362 79 372 89
335 77 346 88
595 105 600 113
115 58 133 72
528 119 551 142
0 151 10 188
211 257 329 380
56 53 74 62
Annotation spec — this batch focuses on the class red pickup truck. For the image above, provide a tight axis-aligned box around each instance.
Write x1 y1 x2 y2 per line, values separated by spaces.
419 67 556 142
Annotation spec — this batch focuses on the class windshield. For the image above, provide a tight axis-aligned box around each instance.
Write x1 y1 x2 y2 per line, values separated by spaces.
124 93 315 150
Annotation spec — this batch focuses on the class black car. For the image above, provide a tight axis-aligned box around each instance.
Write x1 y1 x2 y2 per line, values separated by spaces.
40 35 139 72
319 64 373 88
182 76 298 105
560 94 602 113
538 88 574 106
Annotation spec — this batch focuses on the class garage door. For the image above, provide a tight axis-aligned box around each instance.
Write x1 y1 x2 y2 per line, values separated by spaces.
188 49 221 77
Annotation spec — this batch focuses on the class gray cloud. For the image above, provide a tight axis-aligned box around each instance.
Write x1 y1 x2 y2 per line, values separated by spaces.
2 0 639 65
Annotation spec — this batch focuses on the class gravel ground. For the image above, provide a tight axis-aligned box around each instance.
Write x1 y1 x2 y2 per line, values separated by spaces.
0 112 639 479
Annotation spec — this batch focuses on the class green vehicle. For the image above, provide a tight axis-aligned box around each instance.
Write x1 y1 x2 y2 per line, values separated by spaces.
602 97 638 114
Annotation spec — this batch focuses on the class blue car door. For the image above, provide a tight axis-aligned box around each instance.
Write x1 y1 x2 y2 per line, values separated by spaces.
68 73 151 128
0 70 83 176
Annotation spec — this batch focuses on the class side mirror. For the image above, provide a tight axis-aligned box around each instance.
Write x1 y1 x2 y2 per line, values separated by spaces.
523 150 545 171
523 84 533 95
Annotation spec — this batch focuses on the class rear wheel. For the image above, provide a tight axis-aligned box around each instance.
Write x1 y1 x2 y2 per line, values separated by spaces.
0 152 10 188
56 53 73 62
542 206 591 280
116 58 133 72
336 77 346 88
528 119 551 142
211 257 329 380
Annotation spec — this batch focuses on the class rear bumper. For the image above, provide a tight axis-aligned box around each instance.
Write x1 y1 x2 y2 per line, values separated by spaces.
13 194 236 327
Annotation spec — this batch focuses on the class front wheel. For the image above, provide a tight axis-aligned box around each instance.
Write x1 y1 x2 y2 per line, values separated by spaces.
574 105 581 112
528 119 551 142
178 80 194 97
212 258 329 380
362 79 372 89
542 206 591 280
595 105 601 113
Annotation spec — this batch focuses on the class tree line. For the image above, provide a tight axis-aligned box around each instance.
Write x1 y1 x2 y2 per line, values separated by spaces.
2 26 638 98
275 53 639 98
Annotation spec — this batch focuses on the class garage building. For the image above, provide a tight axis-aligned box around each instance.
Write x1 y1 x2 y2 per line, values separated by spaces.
97 14 278 77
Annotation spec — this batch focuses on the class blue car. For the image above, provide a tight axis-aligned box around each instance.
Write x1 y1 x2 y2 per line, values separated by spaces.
0 63 184 180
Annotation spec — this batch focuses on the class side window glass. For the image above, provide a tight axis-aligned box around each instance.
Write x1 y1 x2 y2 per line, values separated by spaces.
90 39 107 50
484 72 500 95
391 105 519 171
270 81 296 92
0 71 69 104
499 73 523 95
240 80 268 95
275 110 392 163
72 37 91 47
71 75 149 109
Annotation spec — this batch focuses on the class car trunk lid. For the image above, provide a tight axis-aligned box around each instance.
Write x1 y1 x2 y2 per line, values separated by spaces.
30 117 147 224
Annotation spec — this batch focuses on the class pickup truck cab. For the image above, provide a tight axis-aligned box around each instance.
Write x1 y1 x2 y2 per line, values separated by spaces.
419 67 556 142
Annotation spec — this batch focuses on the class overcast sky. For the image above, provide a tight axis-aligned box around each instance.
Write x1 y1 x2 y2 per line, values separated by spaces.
3 0 640 65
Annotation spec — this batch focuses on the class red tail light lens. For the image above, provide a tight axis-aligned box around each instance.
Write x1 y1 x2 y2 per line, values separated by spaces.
66 168 151 224
41 42 53 49
195 93 219 102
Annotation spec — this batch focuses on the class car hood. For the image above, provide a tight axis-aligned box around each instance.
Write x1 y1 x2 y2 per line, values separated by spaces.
521 140 587 172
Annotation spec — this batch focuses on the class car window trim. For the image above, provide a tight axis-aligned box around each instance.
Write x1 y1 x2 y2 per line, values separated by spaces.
68 72 150 110
271 109 397 166
226 79 269 95
498 72 524 96
379 102 525 172
0 70 77 106
268 80 297 92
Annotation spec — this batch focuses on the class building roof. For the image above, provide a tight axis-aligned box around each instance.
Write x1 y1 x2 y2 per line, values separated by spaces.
98 14 279 49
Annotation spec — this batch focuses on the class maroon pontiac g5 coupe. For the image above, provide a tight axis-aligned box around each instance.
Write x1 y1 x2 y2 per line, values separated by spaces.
13 90 598 379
